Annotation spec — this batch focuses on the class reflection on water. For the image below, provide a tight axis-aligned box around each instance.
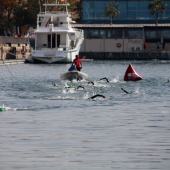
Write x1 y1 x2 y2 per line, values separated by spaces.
0 60 170 170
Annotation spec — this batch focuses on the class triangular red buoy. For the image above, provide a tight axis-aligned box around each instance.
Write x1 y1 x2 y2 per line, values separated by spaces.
124 64 143 81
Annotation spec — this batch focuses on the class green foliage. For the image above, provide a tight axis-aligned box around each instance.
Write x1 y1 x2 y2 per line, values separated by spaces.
68 0 82 23
105 0 120 24
148 0 167 25
0 0 81 35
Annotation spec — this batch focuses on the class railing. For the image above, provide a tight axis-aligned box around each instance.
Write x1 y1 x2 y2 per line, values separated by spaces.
44 11 69 14
73 29 84 50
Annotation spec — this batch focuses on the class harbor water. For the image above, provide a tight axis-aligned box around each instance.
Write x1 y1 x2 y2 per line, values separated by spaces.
0 60 170 170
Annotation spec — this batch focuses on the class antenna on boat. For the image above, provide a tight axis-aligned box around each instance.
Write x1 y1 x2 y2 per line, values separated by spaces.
39 0 41 12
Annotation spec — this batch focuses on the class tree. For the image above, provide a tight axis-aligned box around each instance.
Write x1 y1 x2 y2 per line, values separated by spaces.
63 0 82 23
13 3 28 30
148 0 167 25
0 0 82 35
105 0 120 24
0 0 27 34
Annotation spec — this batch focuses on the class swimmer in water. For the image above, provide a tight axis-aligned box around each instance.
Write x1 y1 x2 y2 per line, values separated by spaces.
88 94 106 99
64 85 75 89
87 80 94 85
76 85 85 90
52 82 56 86
64 85 85 92
121 88 131 94
99 77 109 82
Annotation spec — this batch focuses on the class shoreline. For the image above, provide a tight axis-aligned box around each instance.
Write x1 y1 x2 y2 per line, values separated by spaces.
0 59 25 66
80 51 170 60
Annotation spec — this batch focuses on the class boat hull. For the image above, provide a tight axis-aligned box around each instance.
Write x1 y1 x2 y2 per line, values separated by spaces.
60 71 88 81
25 50 77 64
26 56 72 64
26 45 82 64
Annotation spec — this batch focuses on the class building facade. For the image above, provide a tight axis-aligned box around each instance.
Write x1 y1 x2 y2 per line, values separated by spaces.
76 0 170 58
76 24 170 53
82 0 170 24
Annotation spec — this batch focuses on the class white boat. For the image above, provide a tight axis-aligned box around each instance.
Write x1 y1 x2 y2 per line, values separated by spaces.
60 70 88 81
26 0 84 64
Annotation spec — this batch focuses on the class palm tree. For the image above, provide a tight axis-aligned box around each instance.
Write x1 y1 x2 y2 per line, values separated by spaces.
148 0 167 25
105 0 120 24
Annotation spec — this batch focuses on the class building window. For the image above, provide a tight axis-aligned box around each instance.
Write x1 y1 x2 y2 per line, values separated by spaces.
163 30 170 39
145 30 162 40
106 29 123 39
85 29 100 38
82 0 170 24
83 1 94 20
125 29 143 39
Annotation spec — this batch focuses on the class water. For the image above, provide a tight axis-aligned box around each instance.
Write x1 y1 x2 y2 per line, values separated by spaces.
0 60 170 170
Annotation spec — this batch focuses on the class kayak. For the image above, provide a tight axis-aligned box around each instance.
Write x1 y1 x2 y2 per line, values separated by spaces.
60 70 88 81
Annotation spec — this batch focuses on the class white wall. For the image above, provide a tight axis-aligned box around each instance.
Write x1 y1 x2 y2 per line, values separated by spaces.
80 38 143 52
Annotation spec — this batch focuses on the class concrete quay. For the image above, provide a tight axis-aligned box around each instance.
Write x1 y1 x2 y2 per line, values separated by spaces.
0 59 25 66
80 51 170 60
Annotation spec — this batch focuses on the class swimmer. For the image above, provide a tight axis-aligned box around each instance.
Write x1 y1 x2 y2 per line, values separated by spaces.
88 94 106 99
52 82 56 86
166 79 170 83
64 85 85 91
64 85 75 89
76 85 85 90
99 77 109 82
121 88 131 94
88 80 94 85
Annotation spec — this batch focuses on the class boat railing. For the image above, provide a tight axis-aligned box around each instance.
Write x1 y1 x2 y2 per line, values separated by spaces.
44 11 69 14
36 46 70 51
73 30 84 49
75 29 84 39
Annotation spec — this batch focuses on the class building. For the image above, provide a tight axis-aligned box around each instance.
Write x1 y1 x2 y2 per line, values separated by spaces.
82 0 170 24
75 0 170 59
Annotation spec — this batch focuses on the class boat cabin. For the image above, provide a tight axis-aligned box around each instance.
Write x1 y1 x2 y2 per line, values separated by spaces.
34 2 76 51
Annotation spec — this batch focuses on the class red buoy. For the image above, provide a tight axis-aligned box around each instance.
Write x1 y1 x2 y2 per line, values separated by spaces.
124 64 143 81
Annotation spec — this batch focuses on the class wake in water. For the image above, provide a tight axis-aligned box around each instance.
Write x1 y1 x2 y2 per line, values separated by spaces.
0 104 17 111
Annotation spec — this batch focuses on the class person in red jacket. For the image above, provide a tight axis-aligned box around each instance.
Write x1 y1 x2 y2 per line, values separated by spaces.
72 55 82 71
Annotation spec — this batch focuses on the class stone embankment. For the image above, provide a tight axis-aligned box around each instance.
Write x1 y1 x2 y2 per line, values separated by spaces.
0 44 30 60
0 36 31 65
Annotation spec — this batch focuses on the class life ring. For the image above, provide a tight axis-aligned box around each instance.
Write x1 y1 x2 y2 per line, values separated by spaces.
117 43 121 48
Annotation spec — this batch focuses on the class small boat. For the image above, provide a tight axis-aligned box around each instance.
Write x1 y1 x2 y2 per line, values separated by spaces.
60 70 88 81
26 0 84 64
